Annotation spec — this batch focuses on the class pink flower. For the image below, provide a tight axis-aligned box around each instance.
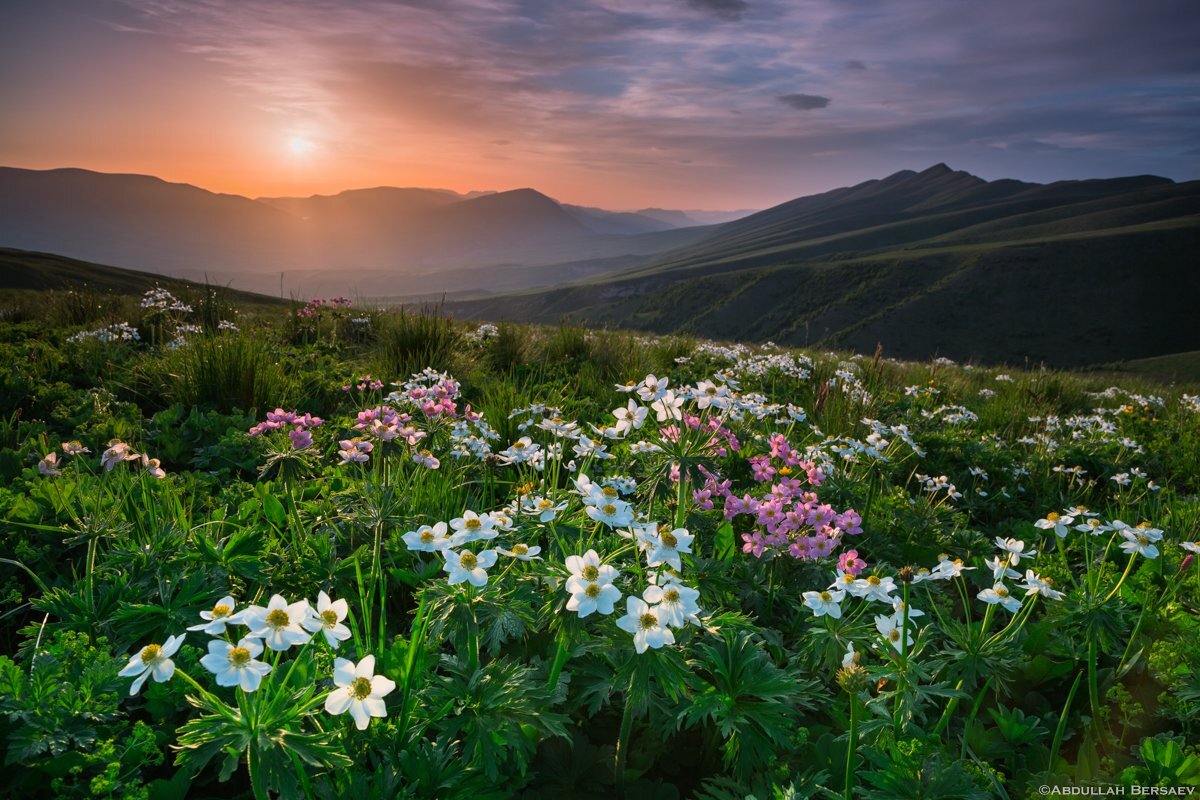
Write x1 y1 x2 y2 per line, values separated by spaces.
290 429 313 449
741 532 766 558
838 549 867 575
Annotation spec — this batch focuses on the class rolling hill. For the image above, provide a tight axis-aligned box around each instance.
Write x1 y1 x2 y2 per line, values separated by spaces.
0 167 717 297
445 165 1200 368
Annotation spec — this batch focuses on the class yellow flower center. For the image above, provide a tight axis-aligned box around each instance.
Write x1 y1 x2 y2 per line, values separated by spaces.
459 552 478 570
1046 512 1060 521
661 532 678 548
601 504 617 515
465 518 482 530
140 644 162 664
581 565 599 581
603 487 619 498
664 589 681 603
420 530 434 543
266 609 290 628
538 499 554 510
513 441 525 449
212 604 231 618
512 544 528 556
867 576 881 586
321 609 339 626
819 591 832 603
639 613 658 631
996 588 1009 598
1137 535 1150 545
705 386 717 395
350 677 372 701
228 647 251 666
585 583 601 598
888 630 900 642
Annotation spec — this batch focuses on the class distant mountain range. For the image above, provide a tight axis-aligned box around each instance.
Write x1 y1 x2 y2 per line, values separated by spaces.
2 163 1198 366
446 164 1200 367
0 167 745 296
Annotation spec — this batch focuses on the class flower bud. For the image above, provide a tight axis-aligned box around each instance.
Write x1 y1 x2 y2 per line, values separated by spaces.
898 566 915 584
836 664 869 694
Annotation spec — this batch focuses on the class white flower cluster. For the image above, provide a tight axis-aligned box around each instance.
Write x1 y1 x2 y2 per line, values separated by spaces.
140 286 193 313
464 322 499 343
66 322 141 344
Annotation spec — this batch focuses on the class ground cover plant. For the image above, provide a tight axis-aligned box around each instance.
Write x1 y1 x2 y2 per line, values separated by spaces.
1 289 1199 799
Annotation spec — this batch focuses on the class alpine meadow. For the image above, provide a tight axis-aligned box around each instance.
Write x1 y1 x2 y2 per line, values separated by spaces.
2 1 1200 799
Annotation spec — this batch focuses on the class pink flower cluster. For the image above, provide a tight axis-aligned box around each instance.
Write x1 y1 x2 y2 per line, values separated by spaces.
296 296 352 319
341 374 385 392
662 414 740 457
698 434 863 561
352 406 427 446
407 377 465 418
248 409 324 450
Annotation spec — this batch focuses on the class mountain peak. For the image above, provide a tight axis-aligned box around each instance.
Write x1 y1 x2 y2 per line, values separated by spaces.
921 162 954 176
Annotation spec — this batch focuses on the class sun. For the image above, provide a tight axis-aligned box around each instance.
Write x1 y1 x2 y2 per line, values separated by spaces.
288 136 316 156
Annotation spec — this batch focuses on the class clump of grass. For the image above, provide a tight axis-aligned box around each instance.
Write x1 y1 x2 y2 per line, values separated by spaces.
374 304 461 378
542 320 592 363
139 334 295 414
485 323 529 374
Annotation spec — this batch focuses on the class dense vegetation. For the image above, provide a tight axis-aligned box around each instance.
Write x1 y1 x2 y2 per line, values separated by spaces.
1 288 1198 799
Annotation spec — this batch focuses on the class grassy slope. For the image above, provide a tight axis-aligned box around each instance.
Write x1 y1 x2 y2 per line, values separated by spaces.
0 248 288 305
446 175 1200 368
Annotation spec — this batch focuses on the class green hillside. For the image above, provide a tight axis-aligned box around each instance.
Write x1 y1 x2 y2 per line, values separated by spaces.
0 247 287 305
446 166 1200 368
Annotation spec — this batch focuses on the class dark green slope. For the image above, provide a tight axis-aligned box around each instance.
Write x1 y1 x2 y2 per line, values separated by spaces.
445 166 1200 367
0 248 286 305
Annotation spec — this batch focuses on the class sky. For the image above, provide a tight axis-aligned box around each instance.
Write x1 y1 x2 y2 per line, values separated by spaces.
2 0 1198 209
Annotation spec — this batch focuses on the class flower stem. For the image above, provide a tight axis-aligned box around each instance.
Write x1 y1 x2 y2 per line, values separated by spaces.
844 691 858 800
614 673 638 787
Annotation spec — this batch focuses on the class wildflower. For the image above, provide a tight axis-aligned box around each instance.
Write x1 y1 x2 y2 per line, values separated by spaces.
242 595 314 651
650 390 685 422
644 580 701 627
402 522 452 552
1181 541 1200 554
1119 529 1160 559
101 440 140 471
566 576 622 618
119 634 185 695
449 510 497 544
497 543 542 561
888 598 925 622
522 496 566 522
1020 571 1065 601
140 454 166 479
187 595 243 635
994 537 1036 565
646 527 695 571
37 453 62 476
612 399 648 434
325 655 396 730
802 588 845 618
635 374 669 402
842 642 860 668
412 449 440 469
565 550 619 589
873 615 913 652
443 549 497 586
616 597 675 653
586 498 635 528
977 583 1022 613
1034 512 1074 538
694 380 732 410
303 591 352 648
337 438 373 464
62 441 90 456
1075 518 1112 535
290 429 313 449
985 556 1021 581
200 636 272 691
849 574 896 603
838 550 866 578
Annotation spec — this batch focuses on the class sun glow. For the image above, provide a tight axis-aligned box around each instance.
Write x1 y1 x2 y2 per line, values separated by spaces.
288 136 315 155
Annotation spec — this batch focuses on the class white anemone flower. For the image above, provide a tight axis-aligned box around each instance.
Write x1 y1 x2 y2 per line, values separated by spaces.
635 374 669 402
873 615 913 652
1181 541 1200 554
303 591 352 648
522 496 567 522
187 595 243 635
994 537 1036 565
615 597 674 654
119 634 185 695
977 583 1023 613
443 548 497 586
497 543 542 561
402 522 452 552
650 390 685 422
566 579 622 618
325 655 396 730
612 399 648 434
802 588 845 618
448 510 497 543
242 594 314 651
1119 529 1160 559
644 581 701 627
646 527 694 571
1034 512 1075 538
842 642 860 668
1020 570 1065 600
985 556 1022 582
200 636 272 691
565 550 619 589
850 574 897 603
37 453 62 477
585 498 635 528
